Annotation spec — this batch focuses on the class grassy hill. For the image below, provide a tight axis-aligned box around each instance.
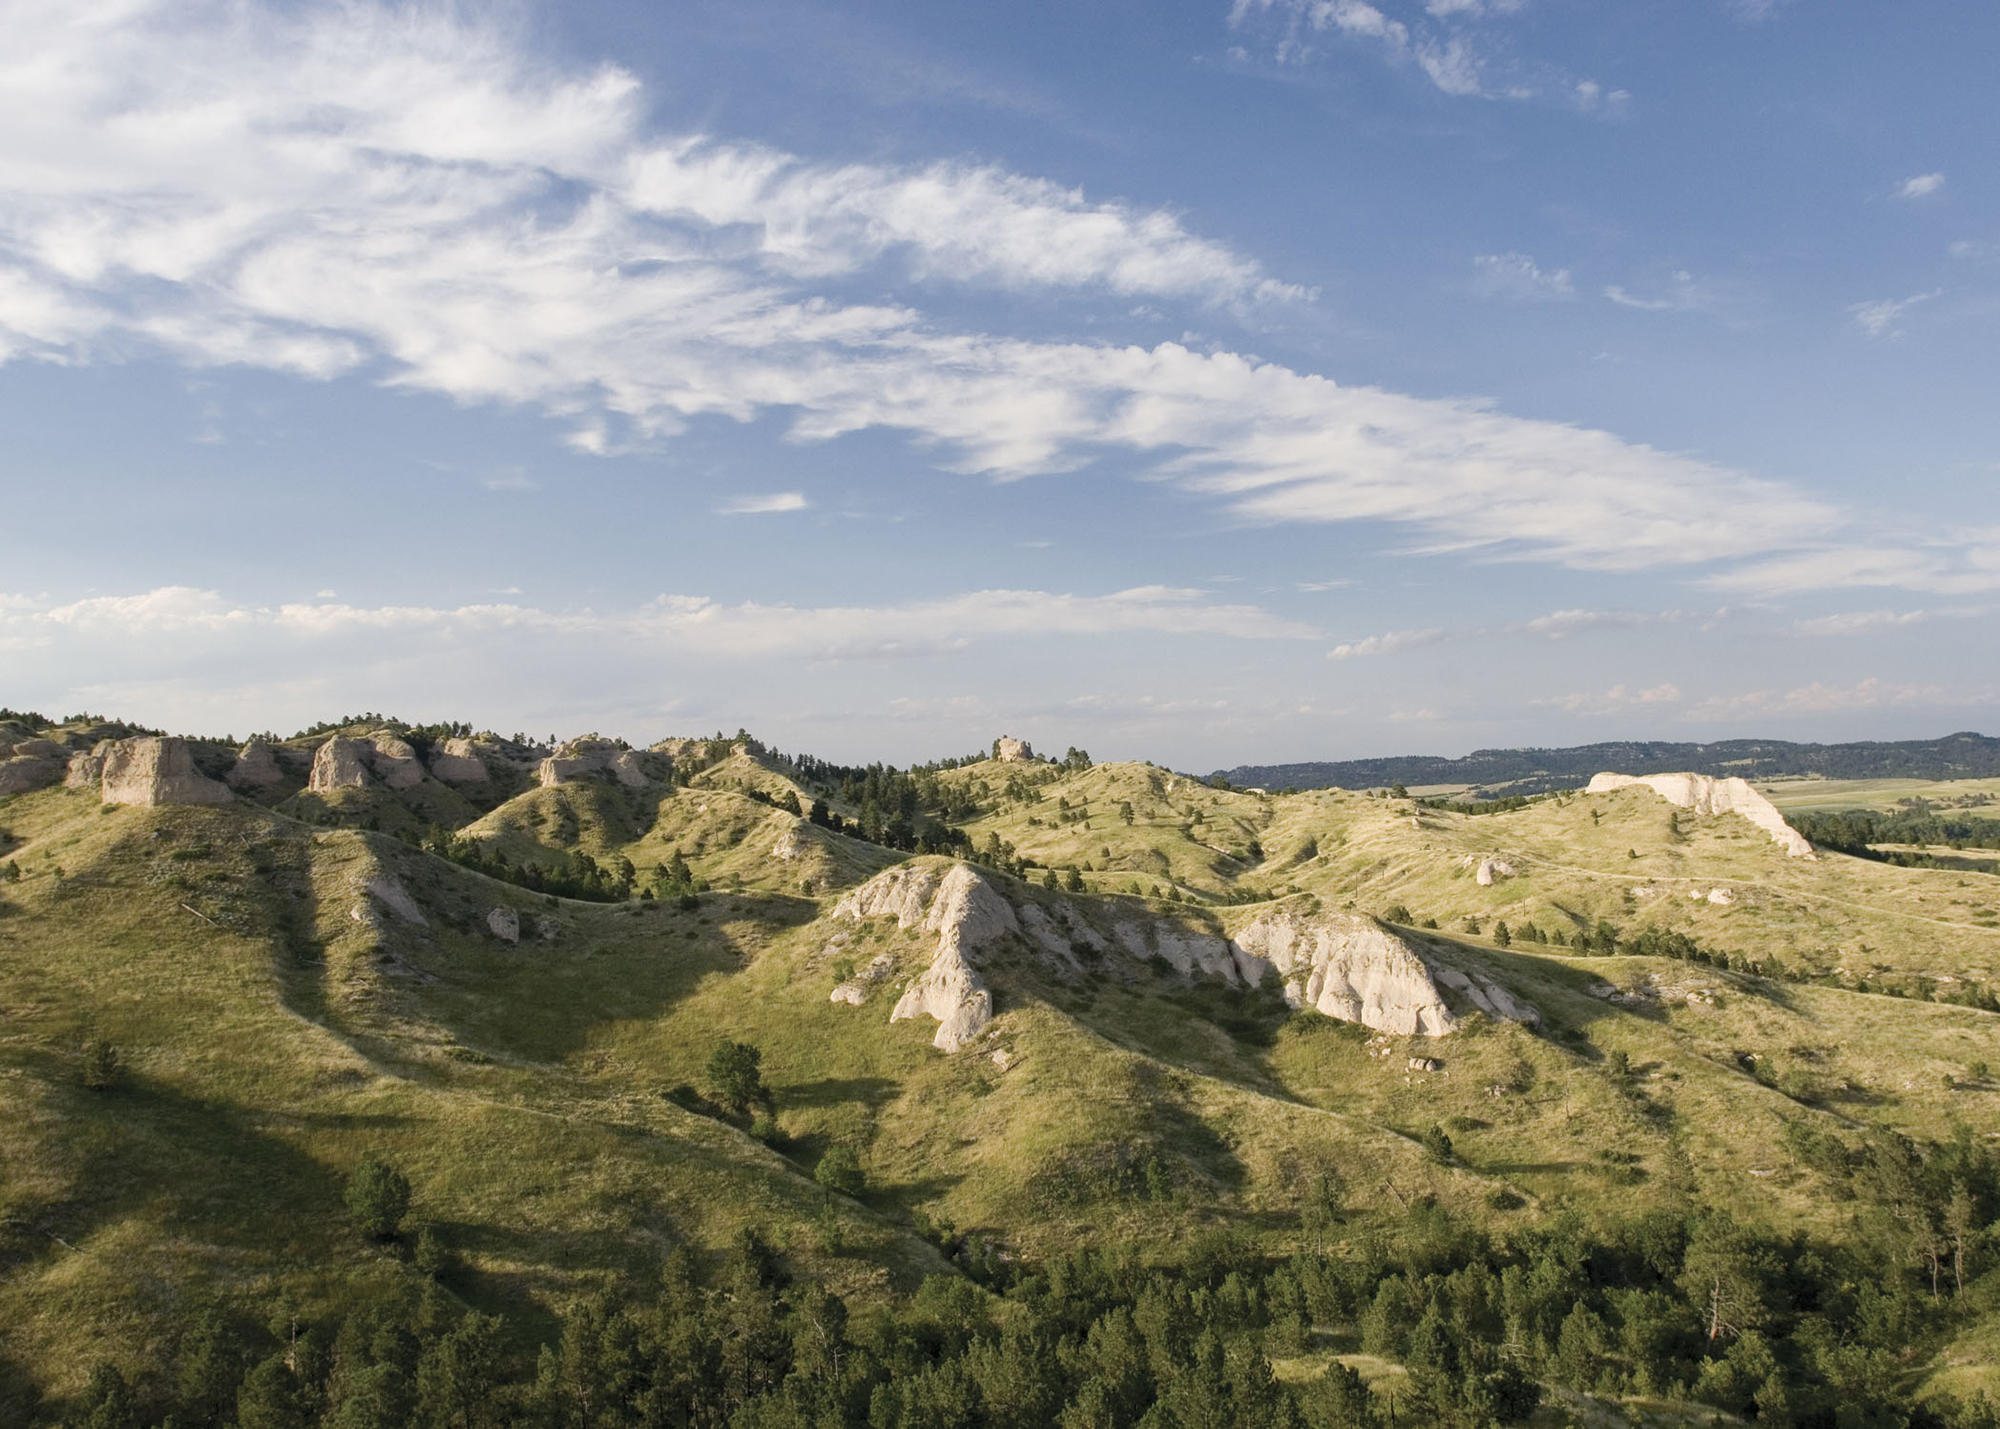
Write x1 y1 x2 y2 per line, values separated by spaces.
3 718 1999 1424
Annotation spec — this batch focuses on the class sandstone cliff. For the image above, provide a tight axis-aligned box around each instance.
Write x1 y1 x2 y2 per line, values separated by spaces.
1586 771 1814 858
1229 908 1458 1036
99 737 233 807
0 737 71 797
428 737 490 784
538 738 651 789
308 736 372 792
834 863 1016 1052
227 738 284 788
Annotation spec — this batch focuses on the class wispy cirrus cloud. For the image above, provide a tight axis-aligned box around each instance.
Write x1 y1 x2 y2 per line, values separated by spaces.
1898 172 1946 199
1537 683 1682 716
1472 252 1575 302
1682 678 1952 722
1226 0 1617 109
0 0 1978 593
1327 627 1448 660
718 492 810 515
1850 289 1941 339
1789 606 1986 637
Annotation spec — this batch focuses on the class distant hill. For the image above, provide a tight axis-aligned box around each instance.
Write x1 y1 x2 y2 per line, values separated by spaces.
1212 730 2000 794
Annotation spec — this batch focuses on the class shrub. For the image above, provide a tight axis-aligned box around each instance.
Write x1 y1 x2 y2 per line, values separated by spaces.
1381 904 1413 925
706 1039 769 1119
345 1156 412 1240
81 1039 123 1091
816 1145 865 1197
1421 1124 1455 1165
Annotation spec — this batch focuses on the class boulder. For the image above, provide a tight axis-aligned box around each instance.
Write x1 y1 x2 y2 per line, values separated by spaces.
227 738 284 788
829 953 896 1006
99 737 233 807
1230 908 1458 1036
1585 772 1815 858
428 738 489 785
1473 856 1515 886
487 906 520 942
309 737 372 792
993 736 1033 763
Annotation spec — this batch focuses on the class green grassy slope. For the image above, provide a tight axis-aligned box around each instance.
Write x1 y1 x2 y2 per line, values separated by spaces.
4 740 1999 1413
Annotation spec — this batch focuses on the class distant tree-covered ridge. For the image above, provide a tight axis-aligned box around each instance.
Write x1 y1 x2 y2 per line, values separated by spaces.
1214 730 2000 794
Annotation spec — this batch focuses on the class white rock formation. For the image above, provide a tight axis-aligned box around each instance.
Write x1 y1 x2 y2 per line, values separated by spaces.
829 953 896 1006
539 738 649 789
309 737 372 792
772 825 808 861
487 906 520 942
364 877 427 926
64 742 110 790
836 863 1015 1051
1473 856 1515 886
367 735 426 790
1115 921 1256 984
1230 908 1458 1036
227 738 284 788
993 736 1033 763
429 738 490 785
99 738 233 807
1429 964 1541 1027
2 738 73 796
1585 772 1815 858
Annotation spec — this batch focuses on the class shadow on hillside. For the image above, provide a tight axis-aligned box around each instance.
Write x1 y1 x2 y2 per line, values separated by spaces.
780 1076 900 1110
0 1074 352 1287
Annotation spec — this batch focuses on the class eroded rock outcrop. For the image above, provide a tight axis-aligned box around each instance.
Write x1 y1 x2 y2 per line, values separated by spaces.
487 906 520 942
993 736 1033 763
1585 772 1814 858
227 738 284 788
309 737 372 792
1230 908 1459 1036
366 735 426 790
539 738 650 789
1 738 73 796
429 738 490 785
99 737 232 807
835 863 1015 1051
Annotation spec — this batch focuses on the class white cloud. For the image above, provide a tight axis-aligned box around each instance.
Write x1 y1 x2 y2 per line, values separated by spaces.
0 0 1970 592
1520 608 1677 638
1539 683 1682 715
1898 172 1946 199
1789 606 1985 636
1604 270 1740 316
1849 290 1941 339
1682 678 1949 722
1327 626 1448 660
1472 252 1575 302
718 491 809 514
1711 536 2000 596
8 583 1317 663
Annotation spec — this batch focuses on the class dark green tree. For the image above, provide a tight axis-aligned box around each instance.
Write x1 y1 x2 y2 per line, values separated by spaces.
345 1156 412 1240
816 1145 865 1197
706 1038 770 1119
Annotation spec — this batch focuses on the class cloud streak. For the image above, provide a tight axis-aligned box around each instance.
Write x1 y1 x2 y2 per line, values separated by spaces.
0 0 1978 591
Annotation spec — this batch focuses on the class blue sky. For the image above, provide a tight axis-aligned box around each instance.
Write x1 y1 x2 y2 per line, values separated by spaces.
0 0 1994 767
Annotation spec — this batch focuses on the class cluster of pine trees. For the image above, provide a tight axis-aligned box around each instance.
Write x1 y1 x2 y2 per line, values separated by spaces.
47 1172 2000 1429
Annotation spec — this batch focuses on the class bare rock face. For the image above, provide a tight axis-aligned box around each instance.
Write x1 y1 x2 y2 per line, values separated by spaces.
993 735 1033 763
363 876 427 926
1 736 75 796
1114 920 1253 984
772 824 808 861
1429 964 1541 1027
367 735 426 790
1585 772 1814 858
64 742 112 790
1230 908 1458 1036
99 737 233 807
227 738 284 788
837 863 1015 1051
829 953 896 1006
487 906 520 942
538 738 650 789
1473 856 1515 886
429 738 489 785
309 737 372 792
